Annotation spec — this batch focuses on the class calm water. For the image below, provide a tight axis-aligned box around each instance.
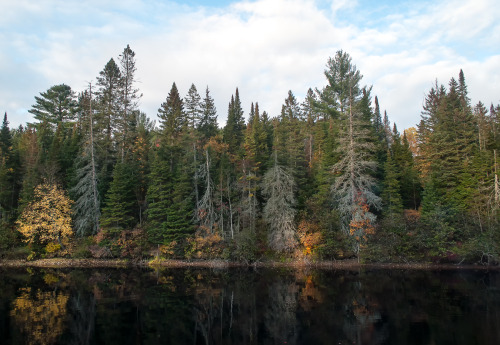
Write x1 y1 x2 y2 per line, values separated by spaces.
0 267 499 344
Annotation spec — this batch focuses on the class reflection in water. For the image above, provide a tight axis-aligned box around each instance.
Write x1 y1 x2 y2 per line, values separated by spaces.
10 287 69 345
264 279 298 345
1 268 500 344
67 292 95 345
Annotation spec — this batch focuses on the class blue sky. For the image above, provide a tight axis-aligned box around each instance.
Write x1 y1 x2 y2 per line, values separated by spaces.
1 0 499 130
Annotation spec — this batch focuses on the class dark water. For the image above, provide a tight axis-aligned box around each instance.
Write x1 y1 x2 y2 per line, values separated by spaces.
1 267 499 345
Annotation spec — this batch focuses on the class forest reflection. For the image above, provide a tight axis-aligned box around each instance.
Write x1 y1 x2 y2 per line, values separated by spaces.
1 268 500 345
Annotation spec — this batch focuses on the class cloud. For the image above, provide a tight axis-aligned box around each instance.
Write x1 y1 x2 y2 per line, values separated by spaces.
0 0 499 132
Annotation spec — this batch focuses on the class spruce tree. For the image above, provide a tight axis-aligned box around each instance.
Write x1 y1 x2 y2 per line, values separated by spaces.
100 161 138 230
95 58 122 202
198 86 218 142
381 150 403 219
71 86 100 236
320 51 381 257
223 88 245 156
117 44 141 161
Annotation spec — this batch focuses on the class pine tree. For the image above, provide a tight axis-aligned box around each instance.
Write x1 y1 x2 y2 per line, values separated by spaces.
28 84 77 128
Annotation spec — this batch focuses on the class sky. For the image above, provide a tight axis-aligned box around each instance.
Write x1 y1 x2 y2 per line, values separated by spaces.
1 0 499 130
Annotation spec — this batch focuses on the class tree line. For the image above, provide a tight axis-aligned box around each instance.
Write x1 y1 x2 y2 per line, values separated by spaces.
1 45 499 263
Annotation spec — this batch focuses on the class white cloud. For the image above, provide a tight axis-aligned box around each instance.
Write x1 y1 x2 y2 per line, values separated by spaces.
0 0 499 132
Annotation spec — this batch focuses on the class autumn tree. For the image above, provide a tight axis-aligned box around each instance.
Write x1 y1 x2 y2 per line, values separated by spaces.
16 182 73 252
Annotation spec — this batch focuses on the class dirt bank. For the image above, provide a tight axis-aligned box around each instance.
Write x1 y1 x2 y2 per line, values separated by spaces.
0 258 498 270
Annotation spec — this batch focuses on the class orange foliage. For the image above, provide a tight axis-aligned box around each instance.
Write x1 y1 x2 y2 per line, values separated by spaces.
403 127 418 156
297 220 323 257
186 226 224 259
349 196 375 251
349 200 375 237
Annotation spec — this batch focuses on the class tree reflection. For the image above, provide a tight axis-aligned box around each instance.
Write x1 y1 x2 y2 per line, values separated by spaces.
264 279 298 345
10 287 69 345
67 292 96 345
1 268 500 345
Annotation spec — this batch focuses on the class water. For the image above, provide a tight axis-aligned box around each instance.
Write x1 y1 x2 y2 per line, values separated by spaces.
1 267 499 344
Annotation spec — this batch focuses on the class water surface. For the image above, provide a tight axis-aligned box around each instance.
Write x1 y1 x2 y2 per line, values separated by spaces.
1 267 499 344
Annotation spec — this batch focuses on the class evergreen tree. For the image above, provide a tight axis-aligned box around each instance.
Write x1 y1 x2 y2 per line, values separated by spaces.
381 150 403 218
262 152 297 252
158 82 185 145
223 88 245 156
184 83 202 130
100 161 138 229
28 84 77 128
95 58 122 202
117 44 141 161
146 150 173 244
71 86 100 236
320 51 381 256
147 83 194 244
131 112 152 226
198 86 218 142
0 113 19 222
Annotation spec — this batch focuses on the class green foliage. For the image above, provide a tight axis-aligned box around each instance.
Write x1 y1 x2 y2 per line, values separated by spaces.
28 84 77 127
1 49 499 264
381 150 403 218
100 162 138 230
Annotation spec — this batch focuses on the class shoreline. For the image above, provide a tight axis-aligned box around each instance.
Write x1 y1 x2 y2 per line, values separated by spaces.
0 258 498 271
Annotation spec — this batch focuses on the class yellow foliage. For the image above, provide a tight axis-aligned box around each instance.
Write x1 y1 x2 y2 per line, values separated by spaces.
10 287 69 345
16 183 73 249
43 273 59 285
186 226 224 259
45 242 61 254
159 240 177 257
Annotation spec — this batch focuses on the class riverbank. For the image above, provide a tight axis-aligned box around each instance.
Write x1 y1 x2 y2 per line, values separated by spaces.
0 258 498 270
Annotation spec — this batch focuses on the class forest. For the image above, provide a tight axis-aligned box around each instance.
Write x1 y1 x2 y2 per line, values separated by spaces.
1 45 499 264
